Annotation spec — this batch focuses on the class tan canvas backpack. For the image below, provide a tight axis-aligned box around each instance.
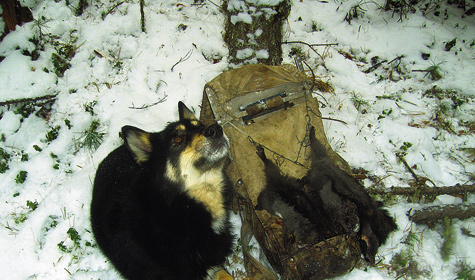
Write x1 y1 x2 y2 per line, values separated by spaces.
199 64 361 279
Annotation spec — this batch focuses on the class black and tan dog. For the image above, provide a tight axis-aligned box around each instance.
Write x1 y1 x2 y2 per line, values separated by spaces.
91 102 234 280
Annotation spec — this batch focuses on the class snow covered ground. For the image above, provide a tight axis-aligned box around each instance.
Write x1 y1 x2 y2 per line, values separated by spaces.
0 0 473 279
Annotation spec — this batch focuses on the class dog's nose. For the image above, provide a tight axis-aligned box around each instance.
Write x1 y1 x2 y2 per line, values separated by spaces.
205 123 223 139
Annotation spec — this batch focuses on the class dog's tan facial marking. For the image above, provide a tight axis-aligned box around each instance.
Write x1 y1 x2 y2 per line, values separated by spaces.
164 122 229 233
167 136 227 233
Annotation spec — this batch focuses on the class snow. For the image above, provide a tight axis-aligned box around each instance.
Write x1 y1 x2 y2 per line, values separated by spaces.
0 51 57 101
0 0 474 279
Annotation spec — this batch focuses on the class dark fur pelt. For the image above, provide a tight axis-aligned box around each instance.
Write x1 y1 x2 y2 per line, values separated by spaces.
256 126 397 263
91 102 233 280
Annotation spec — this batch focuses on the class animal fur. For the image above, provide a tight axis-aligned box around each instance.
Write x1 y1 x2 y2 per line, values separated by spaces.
91 102 233 280
256 126 397 263
256 145 327 244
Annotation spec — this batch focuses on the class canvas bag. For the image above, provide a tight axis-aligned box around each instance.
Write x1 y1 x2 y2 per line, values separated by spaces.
199 64 361 279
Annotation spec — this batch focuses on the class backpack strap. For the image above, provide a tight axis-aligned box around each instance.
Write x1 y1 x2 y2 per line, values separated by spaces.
234 178 279 280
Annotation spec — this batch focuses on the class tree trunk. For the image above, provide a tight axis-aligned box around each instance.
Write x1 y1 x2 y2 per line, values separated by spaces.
367 183 475 197
409 204 475 227
223 0 291 67
0 0 33 40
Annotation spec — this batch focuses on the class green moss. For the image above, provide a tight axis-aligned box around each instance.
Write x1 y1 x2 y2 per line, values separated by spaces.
15 171 28 184
14 213 28 224
441 217 456 262
0 147 11 161
33 145 43 152
52 53 71 77
84 101 97 115
26 200 38 211
45 125 61 142
20 151 29 162
67 227 81 247
0 161 9 173
456 261 475 280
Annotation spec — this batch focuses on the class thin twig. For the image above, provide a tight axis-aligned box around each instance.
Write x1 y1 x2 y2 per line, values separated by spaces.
302 60 315 93
387 55 404 65
283 41 328 61
283 41 339 47
204 0 222 12
171 49 193 72
320 116 348 125
102 1 125 20
129 95 168 109
306 109 348 125
140 0 146 33
396 153 424 186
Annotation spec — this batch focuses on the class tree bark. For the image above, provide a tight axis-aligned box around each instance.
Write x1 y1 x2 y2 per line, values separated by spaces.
367 184 475 197
0 0 33 39
223 0 291 67
409 204 475 227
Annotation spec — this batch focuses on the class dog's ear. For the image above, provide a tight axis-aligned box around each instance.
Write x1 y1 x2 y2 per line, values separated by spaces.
122 126 152 164
178 101 197 121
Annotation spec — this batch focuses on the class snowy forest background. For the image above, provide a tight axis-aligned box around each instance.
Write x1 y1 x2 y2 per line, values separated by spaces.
0 0 474 279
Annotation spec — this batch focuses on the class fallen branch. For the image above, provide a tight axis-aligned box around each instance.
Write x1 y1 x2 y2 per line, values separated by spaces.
0 94 57 107
363 55 404 74
367 183 475 196
363 59 387 73
129 95 168 109
408 204 475 226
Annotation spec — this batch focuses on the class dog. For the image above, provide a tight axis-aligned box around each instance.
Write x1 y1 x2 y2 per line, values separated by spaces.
91 102 234 280
256 126 396 263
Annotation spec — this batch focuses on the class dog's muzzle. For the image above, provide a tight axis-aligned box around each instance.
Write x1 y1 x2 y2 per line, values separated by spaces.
204 123 223 139
203 123 229 162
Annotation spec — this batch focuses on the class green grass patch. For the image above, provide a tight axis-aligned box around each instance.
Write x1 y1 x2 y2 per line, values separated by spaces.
78 120 105 152
45 125 61 142
15 171 28 184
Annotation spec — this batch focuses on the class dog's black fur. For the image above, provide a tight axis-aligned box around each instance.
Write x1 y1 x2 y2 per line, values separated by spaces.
91 102 233 280
256 126 397 263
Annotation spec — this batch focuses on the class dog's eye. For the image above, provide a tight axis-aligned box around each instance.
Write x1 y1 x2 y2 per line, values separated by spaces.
173 136 183 143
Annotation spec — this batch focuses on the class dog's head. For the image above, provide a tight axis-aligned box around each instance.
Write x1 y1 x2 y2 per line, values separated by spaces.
121 102 229 186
